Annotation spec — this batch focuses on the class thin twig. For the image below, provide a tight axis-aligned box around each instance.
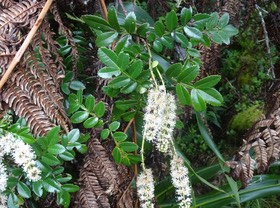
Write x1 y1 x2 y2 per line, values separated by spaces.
0 0 53 90
99 0 108 20
255 4 275 80
133 119 138 176
124 118 134 133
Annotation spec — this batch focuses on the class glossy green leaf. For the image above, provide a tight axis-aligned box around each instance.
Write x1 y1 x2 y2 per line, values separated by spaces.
48 144 66 154
115 100 138 110
176 84 191 105
184 26 202 40
153 40 163 52
113 132 127 142
77 144 88 154
223 24 239 36
181 7 192 25
206 12 219 30
165 10 178 31
160 35 174 49
109 121 120 131
59 150 75 161
211 31 223 44
194 75 221 89
191 89 206 112
154 21 165 36
109 76 131 88
98 47 118 68
56 174 72 183
166 63 182 78
196 111 225 162
96 31 118 47
112 147 122 163
121 156 131 166
57 190 71 208
98 67 121 78
108 7 120 31
101 129 110 140
188 48 201 57
68 129 80 143
83 117 99 128
82 15 113 31
70 111 89 124
218 30 230 45
43 178 61 192
193 13 211 29
218 12 229 29
17 182 31 198
46 126 60 146
42 153 61 166
62 184 80 193
94 101 105 117
120 82 138 94
178 65 199 83
117 52 130 71
173 32 188 47
137 23 150 37
69 80 86 91
199 88 224 106
127 59 143 79
124 12 136 34
32 181 43 197
85 95 95 112
119 142 138 152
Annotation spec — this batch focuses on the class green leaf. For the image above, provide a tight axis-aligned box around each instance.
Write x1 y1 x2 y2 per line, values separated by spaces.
166 63 182 78
113 132 127 142
83 117 99 128
57 190 71 208
184 26 202 40
109 76 131 88
173 32 188 47
137 23 150 37
196 111 225 162
82 15 113 31
94 101 105 117
115 100 138 110
108 7 120 31
117 52 130 71
17 182 31 198
43 178 61 192
153 40 163 52
76 144 88 154
181 7 192 25
68 129 80 143
194 75 221 89
48 144 66 154
223 24 238 36
56 174 72 183
119 142 138 152
101 129 110 140
85 95 95 112
96 31 118 47
7 177 19 188
109 121 120 131
69 80 86 91
154 21 165 36
218 12 229 29
160 35 174 49
70 111 89 124
206 12 219 30
188 48 201 57
42 153 61 166
198 88 224 106
115 35 129 54
120 82 138 94
46 126 60 146
112 147 122 163
98 47 118 68
32 181 43 197
178 65 199 83
211 31 223 44
193 13 211 29
127 59 143 79
218 31 230 45
59 150 75 161
62 184 80 193
165 10 178 31
176 84 191 105
191 89 206 112
121 156 131 166
124 12 136 34
98 67 121 78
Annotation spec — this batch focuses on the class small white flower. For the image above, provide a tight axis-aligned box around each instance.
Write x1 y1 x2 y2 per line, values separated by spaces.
170 155 192 208
0 193 7 206
0 172 7 192
26 167 41 182
137 169 155 208
12 144 35 165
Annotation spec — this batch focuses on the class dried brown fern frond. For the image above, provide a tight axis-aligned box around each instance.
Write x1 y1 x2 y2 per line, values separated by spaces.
0 1 73 136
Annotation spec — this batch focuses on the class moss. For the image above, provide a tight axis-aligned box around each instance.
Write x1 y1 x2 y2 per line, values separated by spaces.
229 104 264 134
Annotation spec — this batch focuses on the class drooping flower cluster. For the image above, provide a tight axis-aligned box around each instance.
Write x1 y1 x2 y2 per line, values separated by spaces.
0 194 7 208
143 86 176 153
136 168 155 208
0 133 41 183
170 154 192 208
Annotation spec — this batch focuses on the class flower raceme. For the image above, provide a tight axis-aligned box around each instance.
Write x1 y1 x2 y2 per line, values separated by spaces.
143 86 177 153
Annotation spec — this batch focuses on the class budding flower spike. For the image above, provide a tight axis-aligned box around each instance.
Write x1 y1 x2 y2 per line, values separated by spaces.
136 168 155 208
170 154 192 208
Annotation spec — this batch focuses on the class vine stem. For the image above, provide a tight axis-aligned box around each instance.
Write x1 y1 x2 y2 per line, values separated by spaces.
99 0 108 20
145 42 158 88
0 0 53 90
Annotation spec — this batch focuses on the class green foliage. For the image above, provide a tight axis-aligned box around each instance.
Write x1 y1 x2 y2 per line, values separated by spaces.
0 118 89 207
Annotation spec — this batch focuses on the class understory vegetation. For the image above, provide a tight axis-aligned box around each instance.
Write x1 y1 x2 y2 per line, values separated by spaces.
0 0 280 207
